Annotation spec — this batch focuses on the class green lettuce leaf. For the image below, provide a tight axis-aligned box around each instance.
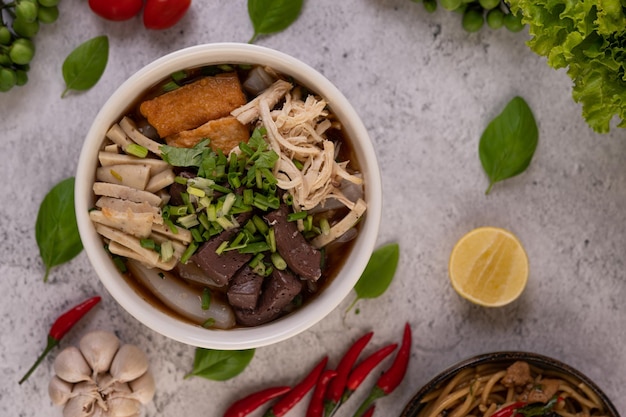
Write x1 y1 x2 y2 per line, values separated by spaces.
507 0 626 133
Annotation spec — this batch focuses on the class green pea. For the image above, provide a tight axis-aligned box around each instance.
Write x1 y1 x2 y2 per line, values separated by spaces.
423 0 437 13
0 68 17 92
16 1 39 23
12 18 40 38
486 8 504 29
0 27 11 45
440 0 462 11
462 8 484 32
38 0 59 6
504 12 525 32
9 38 35 65
15 69 28 86
479 0 500 9
0 54 11 66
38 5 59 23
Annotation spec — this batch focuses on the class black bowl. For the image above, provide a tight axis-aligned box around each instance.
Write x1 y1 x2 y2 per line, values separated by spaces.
400 351 619 417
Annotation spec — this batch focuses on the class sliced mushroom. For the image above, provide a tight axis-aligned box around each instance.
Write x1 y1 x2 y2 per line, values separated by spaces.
98 152 170 174
93 183 162 207
106 124 133 149
119 116 163 156
231 79 292 125
96 164 151 191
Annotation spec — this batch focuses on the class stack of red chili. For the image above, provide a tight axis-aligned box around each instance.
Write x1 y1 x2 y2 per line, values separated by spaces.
223 322 412 417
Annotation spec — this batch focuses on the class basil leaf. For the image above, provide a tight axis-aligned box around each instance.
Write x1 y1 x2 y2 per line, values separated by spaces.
35 177 83 282
61 35 109 98
479 96 538 194
185 348 255 381
247 0 303 43
347 243 400 313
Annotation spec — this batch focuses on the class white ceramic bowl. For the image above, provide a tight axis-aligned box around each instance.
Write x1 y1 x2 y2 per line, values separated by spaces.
75 43 382 350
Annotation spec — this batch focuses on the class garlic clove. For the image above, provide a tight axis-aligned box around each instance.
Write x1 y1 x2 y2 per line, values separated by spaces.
109 344 149 383
128 370 155 404
54 346 93 384
105 397 141 417
79 331 120 377
63 395 97 417
48 375 74 406
72 381 99 396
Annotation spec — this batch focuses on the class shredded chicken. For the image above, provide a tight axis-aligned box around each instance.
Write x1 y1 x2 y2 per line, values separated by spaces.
230 84 366 246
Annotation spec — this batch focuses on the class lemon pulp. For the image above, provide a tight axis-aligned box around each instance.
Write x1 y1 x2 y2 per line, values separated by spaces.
448 226 528 307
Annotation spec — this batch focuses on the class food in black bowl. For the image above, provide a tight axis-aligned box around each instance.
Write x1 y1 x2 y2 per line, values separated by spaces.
400 352 618 417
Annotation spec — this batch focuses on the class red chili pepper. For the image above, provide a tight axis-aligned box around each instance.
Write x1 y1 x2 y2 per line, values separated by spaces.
18 295 101 384
342 343 398 402
306 369 338 417
351 323 412 417
224 386 291 417
491 402 526 417
323 331 373 417
264 356 328 417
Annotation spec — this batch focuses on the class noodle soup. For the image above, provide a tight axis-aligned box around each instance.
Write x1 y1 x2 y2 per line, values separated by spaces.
88 63 367 330
401 352 617 417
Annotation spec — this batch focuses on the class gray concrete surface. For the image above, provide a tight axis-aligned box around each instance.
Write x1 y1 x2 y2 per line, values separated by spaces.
2 1 625 416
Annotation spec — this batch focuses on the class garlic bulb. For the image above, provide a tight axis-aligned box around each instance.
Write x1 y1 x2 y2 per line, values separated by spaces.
48 331 155 417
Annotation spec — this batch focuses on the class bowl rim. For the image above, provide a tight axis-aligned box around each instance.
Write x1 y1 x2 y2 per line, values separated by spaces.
75 42 382 349
400 351 619 417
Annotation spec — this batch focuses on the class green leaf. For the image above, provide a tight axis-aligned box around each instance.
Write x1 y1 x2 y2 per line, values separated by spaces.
185 348 255 381
61 35 109 98
247 0 303 43
35 177 83 282
479 96 538 194
160 139 211 167
347 243 400 313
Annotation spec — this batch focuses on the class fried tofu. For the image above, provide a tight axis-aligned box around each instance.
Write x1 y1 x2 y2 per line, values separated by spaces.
165 116 250 154
139 72 247 138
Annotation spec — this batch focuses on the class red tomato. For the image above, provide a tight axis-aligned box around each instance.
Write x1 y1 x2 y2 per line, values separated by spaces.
88 0 143 21
143 0 191 30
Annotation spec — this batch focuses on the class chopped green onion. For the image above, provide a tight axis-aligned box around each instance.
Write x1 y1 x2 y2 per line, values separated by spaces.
125 143 149 158
249 253 264 268
110 169 123 181
113 256 127 273
187 186 205 198
252 262 266 276
210 183 231 194
201 288 211 310
160 241 174 262
174 176 188 185
169 205 188 216
191 228 203 243
202 318 216 328
140 239 156 250
180 241 199 263
271 252 287 270
206 204 217 221
267 228 276 252
319 218 331 235
304 215 313 232
252 215 269 235
292 159 304 170
228 172 242 189
221 193 237 215
244 219 257 235
161 81 180 93
163 218 179 234
287 211 308 222
215 240 229 255
215 216 235 230
239 241 271 254
198 212 211 230
170 70 187 83
243 189 254 205
178 214 199 228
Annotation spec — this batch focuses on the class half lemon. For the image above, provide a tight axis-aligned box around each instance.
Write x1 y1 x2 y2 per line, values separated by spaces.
448 226 528 307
